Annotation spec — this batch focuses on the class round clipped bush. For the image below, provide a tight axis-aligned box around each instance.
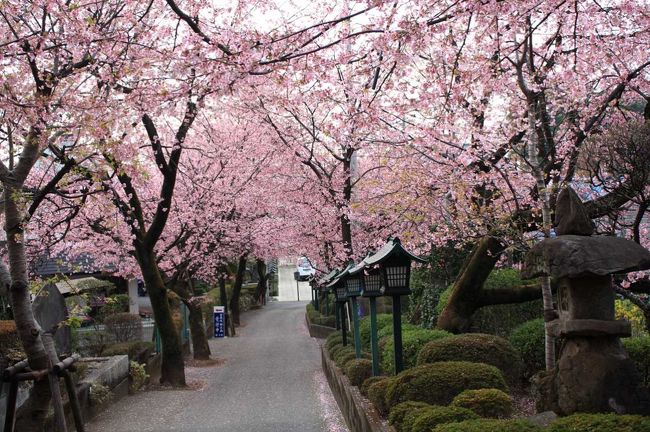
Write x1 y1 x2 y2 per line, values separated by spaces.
433 419 542 432
509 319 545 379
360 314 395 349
409 406 479 432
402 406 436 432
318 315 336 327
325 332 343 350
385 361 507 410
328 344 346 359
450 388 513 419
346 359 373 386
622 336 650 387
417 333 522 383
389 401 431 432
367 377 393 416
381 328 451 374
334 349 357 369
377 322 419 340
547 413 650 432
361 376 388 397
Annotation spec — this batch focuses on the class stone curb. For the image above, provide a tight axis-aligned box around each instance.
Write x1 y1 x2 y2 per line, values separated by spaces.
321 346 395 432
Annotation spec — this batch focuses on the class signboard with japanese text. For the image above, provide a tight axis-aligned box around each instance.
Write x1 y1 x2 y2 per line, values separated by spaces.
213 306 225 338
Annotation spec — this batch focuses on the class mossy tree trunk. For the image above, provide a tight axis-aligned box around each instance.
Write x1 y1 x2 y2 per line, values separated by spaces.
437 236 543 333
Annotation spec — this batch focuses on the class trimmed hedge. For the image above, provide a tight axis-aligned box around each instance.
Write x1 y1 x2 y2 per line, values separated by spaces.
547 413 650 432
307 303 336 328
385 361 508 410
360 314 395 349
325 333 344 351
450 388 513 419
402 407 435 432
417 333 521 383
367 377 393 416
361 376 388 397
377 322 418 340
622 336 650 387
509 319 545 379
328 344 346 359
381 328 452 374
389 401 431 432
333 348 357 369
346 359 373 386
409 406 478 432
433 419 542 432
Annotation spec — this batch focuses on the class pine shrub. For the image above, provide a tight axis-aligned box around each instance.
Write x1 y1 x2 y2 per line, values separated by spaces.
409 406 479 432
388 401 431 432
381 328 451 374
450 388 513 418
547 413 650 432
367 377 393 416
417 333 521 384
385 361 507 410
433 419 542 432
509 319 545 379
360 376 388 397
346 358 373 386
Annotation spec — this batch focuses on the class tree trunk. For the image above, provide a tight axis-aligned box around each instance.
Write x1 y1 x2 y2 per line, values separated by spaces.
187 302 211 360
5 183 53 431
229 255 248 326
136 247 185 386
437 236 505 333
254 259 269 305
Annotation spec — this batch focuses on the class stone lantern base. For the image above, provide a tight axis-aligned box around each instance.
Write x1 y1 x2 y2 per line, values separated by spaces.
536 336 650 415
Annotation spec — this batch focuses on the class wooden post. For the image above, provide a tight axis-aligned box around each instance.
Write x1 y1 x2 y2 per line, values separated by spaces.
369 297 380 376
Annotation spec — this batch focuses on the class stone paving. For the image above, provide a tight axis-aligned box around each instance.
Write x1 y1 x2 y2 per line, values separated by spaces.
86 301 349 432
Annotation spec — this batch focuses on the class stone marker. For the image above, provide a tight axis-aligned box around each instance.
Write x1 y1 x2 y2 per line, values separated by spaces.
128 278 139 315
522 187 650 415
32 284 72 356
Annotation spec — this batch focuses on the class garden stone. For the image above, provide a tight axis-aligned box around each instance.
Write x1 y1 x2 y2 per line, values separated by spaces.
522 186 650 415
32 284 72 355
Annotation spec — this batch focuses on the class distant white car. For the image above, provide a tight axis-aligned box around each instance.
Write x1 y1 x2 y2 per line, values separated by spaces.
297 257 316 281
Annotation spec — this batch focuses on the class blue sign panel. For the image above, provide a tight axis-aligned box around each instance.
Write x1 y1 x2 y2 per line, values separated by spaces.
213 306 225 338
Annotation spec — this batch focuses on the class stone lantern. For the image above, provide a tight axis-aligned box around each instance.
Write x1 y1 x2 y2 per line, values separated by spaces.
522 187 650 415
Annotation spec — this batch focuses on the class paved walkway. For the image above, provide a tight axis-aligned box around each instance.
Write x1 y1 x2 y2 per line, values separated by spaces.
87 302 349 432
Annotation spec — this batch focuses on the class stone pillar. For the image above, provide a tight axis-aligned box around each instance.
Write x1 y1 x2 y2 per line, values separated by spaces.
128 279 139 315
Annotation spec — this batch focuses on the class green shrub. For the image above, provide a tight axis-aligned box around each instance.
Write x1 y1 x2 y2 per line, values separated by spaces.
547 413 650 432
377 322 418 340
450 388 513 419
402 406 436 432
367 377 393 416
433 419 542 432
346 359 373 386
360 314 394 349
325 332 343 350
622 336 650 387
435 270 541 338
361 376 388 397
317 315 336 327
385 361 508 410
334 348 357 369
102 341 154 362
417 333 521 384
328 344 346 359
509 319 545 379
0 320 21 362
409 406 479 432
381 328 451 374
129 361 149 393
389 401 431 432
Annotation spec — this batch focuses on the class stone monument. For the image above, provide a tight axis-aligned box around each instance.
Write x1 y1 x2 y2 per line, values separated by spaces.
522 187 650 415
32 284 72 355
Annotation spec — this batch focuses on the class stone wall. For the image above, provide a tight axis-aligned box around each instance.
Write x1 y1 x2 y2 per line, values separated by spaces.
306 313 337 339
321 347 394 432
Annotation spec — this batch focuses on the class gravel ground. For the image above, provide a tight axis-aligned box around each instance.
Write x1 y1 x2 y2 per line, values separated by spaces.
86 301 349 432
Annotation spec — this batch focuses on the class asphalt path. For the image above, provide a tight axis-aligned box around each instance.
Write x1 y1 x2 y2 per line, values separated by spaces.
86 301 348 432
278 260 312 301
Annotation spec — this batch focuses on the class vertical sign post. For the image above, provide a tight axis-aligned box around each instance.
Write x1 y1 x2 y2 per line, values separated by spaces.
213 306 225 338
293 271 301 301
